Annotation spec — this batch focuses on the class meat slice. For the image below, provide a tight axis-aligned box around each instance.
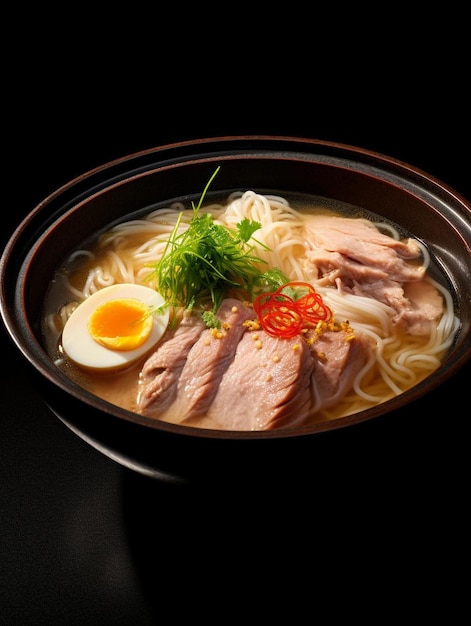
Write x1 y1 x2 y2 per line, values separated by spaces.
308 329 371 411
137 313 206 416
302 215 443 336
303 215 424 284
397 279 444 336
207 331 315 431
170 299 254 422
138 299 373 431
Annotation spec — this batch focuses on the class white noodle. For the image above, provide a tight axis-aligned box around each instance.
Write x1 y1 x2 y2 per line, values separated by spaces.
47 190 460 421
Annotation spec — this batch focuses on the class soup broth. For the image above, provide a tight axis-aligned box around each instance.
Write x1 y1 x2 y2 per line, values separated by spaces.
41 190 460 430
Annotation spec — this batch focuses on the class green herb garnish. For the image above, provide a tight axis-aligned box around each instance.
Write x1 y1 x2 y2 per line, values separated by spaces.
202 310 221 329
147 166 289 320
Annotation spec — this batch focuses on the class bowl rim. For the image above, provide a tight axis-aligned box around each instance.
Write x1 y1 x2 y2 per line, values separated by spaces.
2 135 471 441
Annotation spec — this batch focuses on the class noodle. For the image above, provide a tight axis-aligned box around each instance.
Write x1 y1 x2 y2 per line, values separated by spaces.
44 190 460 425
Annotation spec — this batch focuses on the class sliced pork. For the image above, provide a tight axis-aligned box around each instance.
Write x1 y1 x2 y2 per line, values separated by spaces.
302 215 443 335
137 299 373 431
206 330 315 430
164 299 254 422
303 215 423 283
398 280 445 336
308 329 371 411
137 313 206 414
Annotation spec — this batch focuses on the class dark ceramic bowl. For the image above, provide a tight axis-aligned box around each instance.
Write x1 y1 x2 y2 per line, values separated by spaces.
2 136 470 483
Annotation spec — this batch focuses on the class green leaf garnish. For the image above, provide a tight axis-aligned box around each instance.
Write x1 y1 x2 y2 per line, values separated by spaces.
192 165 221 212
237 218 262 243
202 310 221 329
147 167 289 314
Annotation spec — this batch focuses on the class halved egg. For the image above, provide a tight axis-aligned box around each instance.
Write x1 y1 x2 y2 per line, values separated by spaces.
61 284 169 371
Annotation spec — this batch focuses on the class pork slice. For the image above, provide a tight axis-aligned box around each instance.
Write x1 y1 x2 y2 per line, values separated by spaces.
172 299 255 423
137 314 206 416
302 215 442 336
207 331 314 431
303 215 425 284
308 329 371 409
306 215 423 280
395 279 444 336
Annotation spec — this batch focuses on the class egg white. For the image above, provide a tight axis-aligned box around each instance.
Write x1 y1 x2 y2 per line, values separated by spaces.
61 284 169 371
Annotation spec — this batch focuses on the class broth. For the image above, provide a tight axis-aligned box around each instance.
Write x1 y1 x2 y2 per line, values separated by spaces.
41 190 459 430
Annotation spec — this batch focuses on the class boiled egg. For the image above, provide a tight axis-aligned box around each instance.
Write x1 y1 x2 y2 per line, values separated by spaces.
61 283 169 371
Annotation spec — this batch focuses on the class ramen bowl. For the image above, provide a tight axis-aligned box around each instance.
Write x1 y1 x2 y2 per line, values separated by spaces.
1 136 470 483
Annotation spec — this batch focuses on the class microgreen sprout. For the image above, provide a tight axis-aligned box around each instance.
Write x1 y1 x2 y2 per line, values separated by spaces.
147 167 289 324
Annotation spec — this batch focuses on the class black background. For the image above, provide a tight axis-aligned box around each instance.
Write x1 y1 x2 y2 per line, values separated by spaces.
2 16 469 624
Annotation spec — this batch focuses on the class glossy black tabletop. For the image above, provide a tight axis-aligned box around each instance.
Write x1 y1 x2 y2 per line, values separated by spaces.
2 55 469 622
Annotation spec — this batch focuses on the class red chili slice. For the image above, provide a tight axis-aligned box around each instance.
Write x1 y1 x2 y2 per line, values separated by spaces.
261 304 303 337
279 282 332 323
253 282 333 338
253 292 301 337
296 292 332 323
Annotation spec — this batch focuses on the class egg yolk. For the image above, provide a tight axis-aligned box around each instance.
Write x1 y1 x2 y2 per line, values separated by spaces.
87 298 153 351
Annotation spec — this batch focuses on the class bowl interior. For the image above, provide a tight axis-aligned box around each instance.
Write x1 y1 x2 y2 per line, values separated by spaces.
2 137 471 478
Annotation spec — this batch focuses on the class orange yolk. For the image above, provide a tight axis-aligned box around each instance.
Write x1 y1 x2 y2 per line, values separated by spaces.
87 298 153 351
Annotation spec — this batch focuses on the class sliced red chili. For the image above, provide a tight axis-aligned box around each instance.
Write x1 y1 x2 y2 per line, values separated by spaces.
253 281 332 338
296 292 332 323
262 304 303 337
